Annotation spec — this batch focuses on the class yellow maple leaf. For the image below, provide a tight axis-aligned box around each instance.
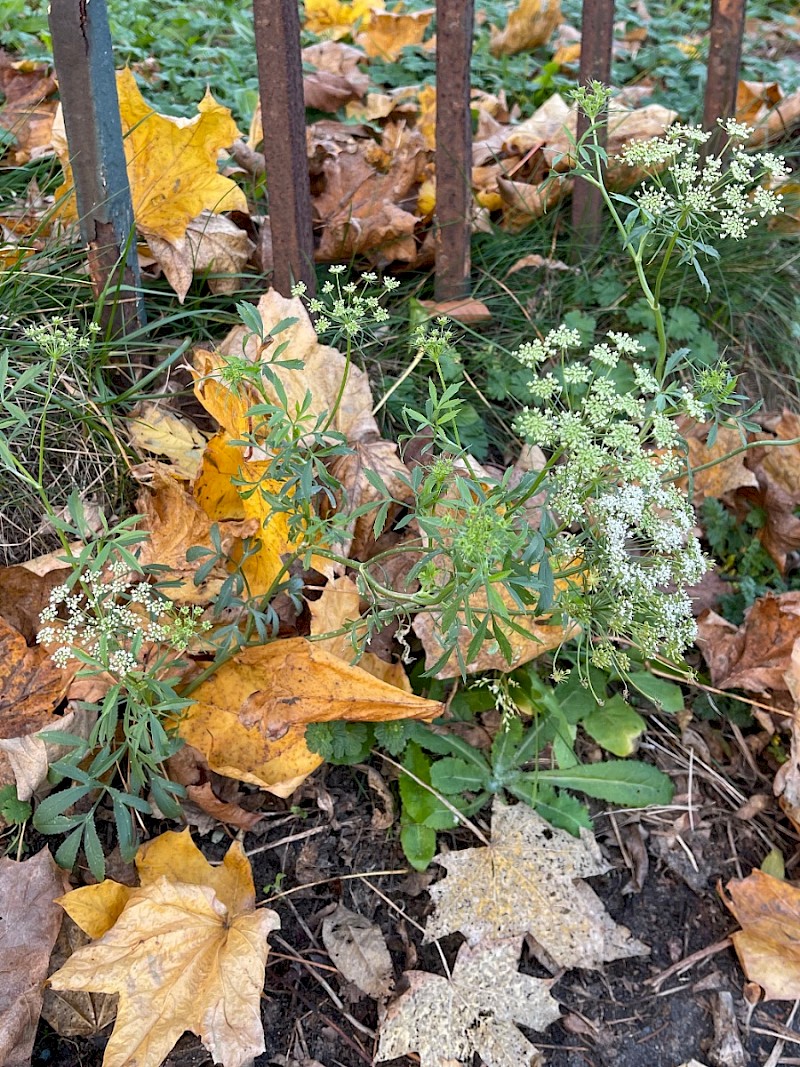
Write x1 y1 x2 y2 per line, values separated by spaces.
177 636 442 796
490 0 561 57
304 0 384 38
54 69 246 242
50 831 280 1067
356 7 434 61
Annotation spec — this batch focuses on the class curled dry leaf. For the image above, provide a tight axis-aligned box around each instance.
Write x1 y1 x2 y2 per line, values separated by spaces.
0 614 74 726
144 210 255 303
126 402 208 482
303 39 369 111
54 70 246 242
376 938 560 1067
723 868 800 1001
0 704 95 803
314 125 429 265
490 0 562 57
322 903 394 998
0 848 70 1067
51 830 280 1067
0 49 58 166
696 592 800 695
775 637 800 833
424 799 648 969
177 636 442 797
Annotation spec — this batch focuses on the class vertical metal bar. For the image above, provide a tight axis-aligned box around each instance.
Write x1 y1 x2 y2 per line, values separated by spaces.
703 0 747 146
571 0 615 249
434 0 474 303
49 0 145 333
252 0 316 297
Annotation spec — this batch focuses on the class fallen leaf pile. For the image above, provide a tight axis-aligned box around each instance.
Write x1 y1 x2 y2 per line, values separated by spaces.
5 2 799 289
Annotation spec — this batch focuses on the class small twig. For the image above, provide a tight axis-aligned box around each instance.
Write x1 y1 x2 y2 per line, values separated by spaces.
260 868 408 906
648 936 733 989
361 876 452 980
273 934 376 1041
246 824 326 855
764 999 800 1067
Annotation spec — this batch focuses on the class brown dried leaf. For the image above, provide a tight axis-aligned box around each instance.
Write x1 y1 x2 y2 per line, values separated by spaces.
736 79 782 125
696 593 800 695
40 916 118 1038
0 564 70 644
754 411 800 502
322 904 394 998
424 799 648 968
376 938 560 1067
775 638 800 833
314 127 428 265
724 869 800 1000
0 50 58 166
0 848 69 1066
0 616 73 737
417 298 492 324
686 427 758 505
144 211 254 303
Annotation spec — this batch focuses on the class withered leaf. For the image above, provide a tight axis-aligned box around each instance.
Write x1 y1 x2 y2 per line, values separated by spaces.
322 904 394 998
424 799 648 968
0 848 69 1067
376 939 560 1067
0 616 73 735
696 593 800 695
724 869 800 1000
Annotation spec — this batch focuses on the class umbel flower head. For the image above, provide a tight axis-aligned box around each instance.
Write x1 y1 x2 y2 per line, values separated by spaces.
619 120 789 258
512 326 710 670
38 558 207 676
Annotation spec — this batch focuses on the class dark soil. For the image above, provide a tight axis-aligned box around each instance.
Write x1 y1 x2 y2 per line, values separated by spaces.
30 748 800 1067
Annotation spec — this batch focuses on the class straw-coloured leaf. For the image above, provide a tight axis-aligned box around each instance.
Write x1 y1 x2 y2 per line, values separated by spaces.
376 939 560 1067
424 799 648 968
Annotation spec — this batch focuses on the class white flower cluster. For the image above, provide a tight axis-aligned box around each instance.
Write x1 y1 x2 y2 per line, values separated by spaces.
24 317 101 362
618 121 789 246
293 267 399 336
513 330 710 665
38 559 207 675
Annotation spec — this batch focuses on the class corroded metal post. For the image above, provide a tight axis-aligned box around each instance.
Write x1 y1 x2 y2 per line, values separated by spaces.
571 0 615 249
703 0 747 147
49 0 145 333
252 0 316 296
434 0 474 302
